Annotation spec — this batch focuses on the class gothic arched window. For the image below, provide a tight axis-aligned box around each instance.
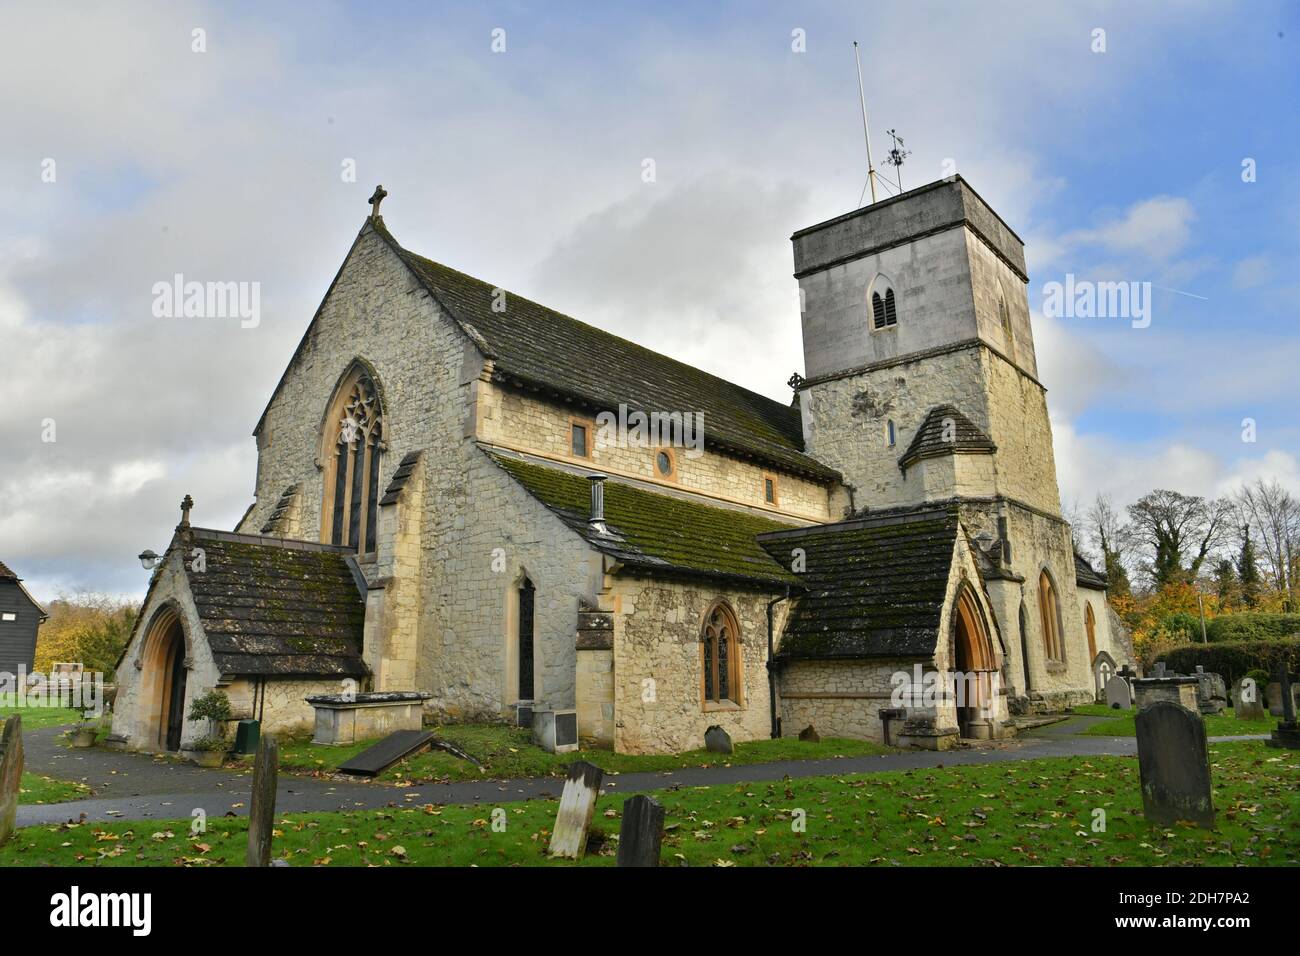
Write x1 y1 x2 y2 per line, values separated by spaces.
701 600 741 706
1085 603 1097 662
321 365 384 552
1038 570 1063 662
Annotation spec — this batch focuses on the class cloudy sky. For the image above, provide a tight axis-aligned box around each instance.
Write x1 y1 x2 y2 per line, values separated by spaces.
2 1 1297 603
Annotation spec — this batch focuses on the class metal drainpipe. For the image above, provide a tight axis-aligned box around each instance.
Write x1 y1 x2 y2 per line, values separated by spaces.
766 588 790 739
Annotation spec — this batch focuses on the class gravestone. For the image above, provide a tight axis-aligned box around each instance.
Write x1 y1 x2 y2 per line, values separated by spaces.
246 734 279 867
0 715 22 847
1104 674 1133 710
1152 662 1167 678
1193 667 1228 715
1233 677 1266 720
1266 665 1300 749
1265 678 1299 717
616 794 665 867
798 725 820 743
1092 652 1117 701
704 725 733 754
1135 700 1214 828
548 761 603 859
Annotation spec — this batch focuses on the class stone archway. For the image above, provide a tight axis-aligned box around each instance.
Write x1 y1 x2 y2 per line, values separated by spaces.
137 606 190 751
951 587 998 738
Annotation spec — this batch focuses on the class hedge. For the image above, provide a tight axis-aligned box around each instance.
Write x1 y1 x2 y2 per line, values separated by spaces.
1205 613 1300 643
1155 638 1300 685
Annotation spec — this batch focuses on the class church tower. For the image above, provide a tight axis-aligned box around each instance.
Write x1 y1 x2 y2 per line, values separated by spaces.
791 176 1094 711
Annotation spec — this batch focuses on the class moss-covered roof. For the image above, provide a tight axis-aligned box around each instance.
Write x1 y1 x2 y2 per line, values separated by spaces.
185 530 368 677
372 221 838 482
1075 550 1109 590
758 508 960 659
898 404 996 471
490 453 800 588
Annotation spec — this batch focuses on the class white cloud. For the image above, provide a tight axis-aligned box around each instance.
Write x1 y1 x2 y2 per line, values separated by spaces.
1064 196 1196 264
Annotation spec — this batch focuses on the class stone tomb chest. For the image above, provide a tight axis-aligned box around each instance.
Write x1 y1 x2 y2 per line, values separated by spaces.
1133 677 1199 713
305 691 432 745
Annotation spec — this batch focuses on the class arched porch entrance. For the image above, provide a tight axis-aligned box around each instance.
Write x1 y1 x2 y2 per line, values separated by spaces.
138 608 190 751
951 587 998 738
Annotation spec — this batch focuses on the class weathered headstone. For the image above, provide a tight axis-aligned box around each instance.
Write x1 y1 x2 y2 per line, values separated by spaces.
616 794 665 867
246 733 279 867
1193 667 1228 715
1104 674 1133 710
704 724 733 754
1233 677 1266 720
1135 700 1214 828
548 761 603 859
1152 662 1167 678
0 715 23 847
798 724 820 743
1266 665 1300 749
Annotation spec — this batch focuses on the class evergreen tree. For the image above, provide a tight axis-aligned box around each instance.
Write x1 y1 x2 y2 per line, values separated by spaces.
1236 525 1262 609
1212 557 1237 609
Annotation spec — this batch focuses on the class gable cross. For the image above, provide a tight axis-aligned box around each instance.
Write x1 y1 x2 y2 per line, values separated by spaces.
368 185 388 220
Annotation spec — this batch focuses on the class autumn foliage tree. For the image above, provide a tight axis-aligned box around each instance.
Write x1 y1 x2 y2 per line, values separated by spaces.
33 592 139 680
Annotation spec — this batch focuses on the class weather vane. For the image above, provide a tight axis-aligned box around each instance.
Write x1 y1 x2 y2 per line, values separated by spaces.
885 129 910 192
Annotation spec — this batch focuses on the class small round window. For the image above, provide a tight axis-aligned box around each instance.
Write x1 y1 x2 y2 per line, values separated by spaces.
656 450 674 476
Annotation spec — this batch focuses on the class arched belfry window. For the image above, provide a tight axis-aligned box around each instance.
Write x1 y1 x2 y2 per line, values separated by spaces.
701 600 742 706
321 365 384 552
870 275 898 330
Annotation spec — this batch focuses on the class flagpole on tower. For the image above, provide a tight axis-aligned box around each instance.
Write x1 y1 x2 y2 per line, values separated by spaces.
853 41 878 205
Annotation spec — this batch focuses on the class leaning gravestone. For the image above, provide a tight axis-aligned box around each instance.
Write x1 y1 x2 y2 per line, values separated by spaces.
1105 674 1133 710
1233 677 1266 720
0 715 22 847
704 724 734 754
549 761 603 860
798 724 821 743
1135 700 1214 828
246 734 279 867
616 794 665 867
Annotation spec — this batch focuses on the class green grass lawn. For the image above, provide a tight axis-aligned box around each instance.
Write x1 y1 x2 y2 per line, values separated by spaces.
4 742 1294 867
18 773 90 805
1071 703 1277 737
251 723 892 783
0 693 88 730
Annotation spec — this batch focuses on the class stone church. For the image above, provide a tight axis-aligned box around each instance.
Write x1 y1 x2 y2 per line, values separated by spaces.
111 176 1132 755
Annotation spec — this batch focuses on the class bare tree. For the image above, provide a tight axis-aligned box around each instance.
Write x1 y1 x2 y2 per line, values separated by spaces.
1086 492 1134 595
1234 478 1300 602
1126 489 1234 588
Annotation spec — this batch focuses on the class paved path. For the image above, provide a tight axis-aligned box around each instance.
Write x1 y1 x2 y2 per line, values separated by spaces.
15 723 1269 828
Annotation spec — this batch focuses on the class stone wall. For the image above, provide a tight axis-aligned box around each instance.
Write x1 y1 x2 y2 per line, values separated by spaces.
575 648 614 746
778 659 904 742
222 677 343 737
609 576 787 754
476 381 834 522
418 448 605 721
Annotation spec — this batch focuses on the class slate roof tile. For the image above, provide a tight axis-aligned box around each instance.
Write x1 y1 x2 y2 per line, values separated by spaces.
759 508 960 659
489 452 799 588
1074 550 1109 590
373 221 839 482
185 530 367 677
898 404 996 471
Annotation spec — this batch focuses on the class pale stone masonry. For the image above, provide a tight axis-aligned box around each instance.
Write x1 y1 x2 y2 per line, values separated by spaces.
111 175 1131 755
